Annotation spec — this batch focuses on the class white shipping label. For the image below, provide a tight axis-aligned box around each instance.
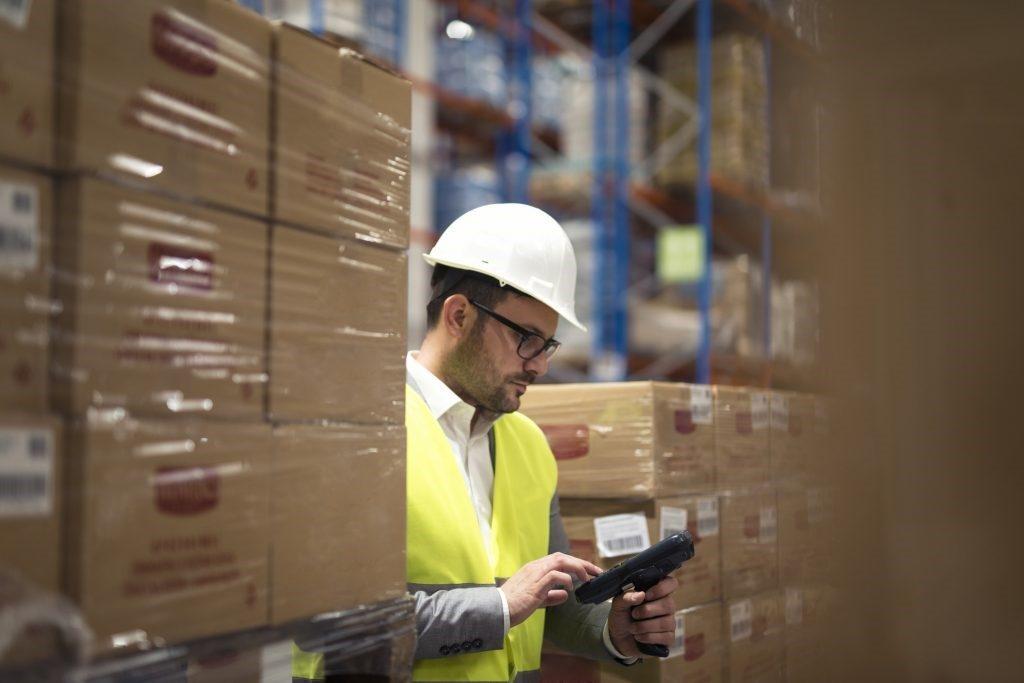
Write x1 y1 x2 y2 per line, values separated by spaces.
759 506 778 543
668 611 686 658
659 506 688 541
594 513 650 558
751 392 771 431
697 496 720 537
0 0 31 29
0 427 53 517
771 394 790 432
785 589 804 626
730 600 753 642
690 386 713 425
260 640 294 683
0 181 39 270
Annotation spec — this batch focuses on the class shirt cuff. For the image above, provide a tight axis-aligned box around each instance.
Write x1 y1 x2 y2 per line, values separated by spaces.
602 620 639 664
497 587 510 636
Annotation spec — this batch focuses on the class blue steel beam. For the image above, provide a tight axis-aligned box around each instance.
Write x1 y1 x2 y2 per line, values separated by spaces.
695 0 713 384
501 0 533 203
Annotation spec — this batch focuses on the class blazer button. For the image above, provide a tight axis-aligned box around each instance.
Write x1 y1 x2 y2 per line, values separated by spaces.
439 645 449 656
472 638 483 649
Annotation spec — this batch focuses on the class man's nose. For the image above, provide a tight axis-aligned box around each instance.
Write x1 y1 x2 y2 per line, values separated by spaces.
524 352 549 378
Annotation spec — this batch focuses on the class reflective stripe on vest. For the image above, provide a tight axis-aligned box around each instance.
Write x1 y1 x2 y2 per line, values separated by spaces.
406 386 557 682
291 642 324 682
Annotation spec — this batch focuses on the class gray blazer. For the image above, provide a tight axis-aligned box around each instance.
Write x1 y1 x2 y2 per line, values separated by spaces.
411 492 615 662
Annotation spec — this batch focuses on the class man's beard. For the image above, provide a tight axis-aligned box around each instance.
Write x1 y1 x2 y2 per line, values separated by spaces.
444 322 531 415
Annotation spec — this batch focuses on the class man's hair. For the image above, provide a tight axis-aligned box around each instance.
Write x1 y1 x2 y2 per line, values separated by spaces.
425 266 524 330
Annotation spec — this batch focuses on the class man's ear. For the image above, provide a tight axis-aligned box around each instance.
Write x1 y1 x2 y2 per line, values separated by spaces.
442 294 474 339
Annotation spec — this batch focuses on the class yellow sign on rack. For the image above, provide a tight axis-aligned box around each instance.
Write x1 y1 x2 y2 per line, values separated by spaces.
657 225 705 283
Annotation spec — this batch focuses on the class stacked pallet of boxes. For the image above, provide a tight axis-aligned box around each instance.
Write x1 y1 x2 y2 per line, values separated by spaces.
0 1 65 668
0 1 414 678
656 35 768 190
520 382 724 683
269 19 413 680
771 393 833 682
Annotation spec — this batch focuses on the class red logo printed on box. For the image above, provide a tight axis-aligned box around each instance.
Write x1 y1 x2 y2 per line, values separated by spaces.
154 466 220 515
743 514 760 539
539 424 590 460
149 243 214 291
735 411 753 435
151 10 218 76
789 414 803 436
674 409 696 434
684 633 706 661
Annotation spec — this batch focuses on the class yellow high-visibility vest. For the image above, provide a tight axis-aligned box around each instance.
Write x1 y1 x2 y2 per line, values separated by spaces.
406 386 556 681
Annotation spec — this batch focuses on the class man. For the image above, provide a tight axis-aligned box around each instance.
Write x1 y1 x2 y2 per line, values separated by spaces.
405 204 679 681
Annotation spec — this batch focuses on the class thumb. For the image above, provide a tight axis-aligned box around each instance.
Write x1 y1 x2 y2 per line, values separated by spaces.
610 590 645 613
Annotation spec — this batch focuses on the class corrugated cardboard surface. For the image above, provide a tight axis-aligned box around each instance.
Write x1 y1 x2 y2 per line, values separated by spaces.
714 387 770 491
520 382 715 499
769 391 815 486
0 165 51 413
64 416 271 650
0 0 54 168
782 585 835 683
777 486 830 586
0 414 62 592
720 488 778 600
52 177 267 419
560 496 721 609
541 602 723 683
725 591 783 682
271 423 406 624
58 0 271 215
273 25 411 249
269 225 406 424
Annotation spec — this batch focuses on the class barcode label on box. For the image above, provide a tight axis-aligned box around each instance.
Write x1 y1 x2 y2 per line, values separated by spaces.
0 427 53 517
785 588 804 626
260 640 293 683
697 496 719 537
594 513 650 558
771 394 790 432
760 506 778 543
0 0 31 29
751 393 770 431
0 181 39 270
690 386 713 425
730 600 753 642
668 611 686 658
659 506 688 541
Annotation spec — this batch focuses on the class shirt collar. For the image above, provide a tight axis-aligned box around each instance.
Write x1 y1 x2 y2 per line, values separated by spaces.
406 351 500 433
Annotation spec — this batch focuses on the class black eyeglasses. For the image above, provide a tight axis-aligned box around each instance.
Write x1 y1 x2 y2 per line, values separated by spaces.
469 300 561 361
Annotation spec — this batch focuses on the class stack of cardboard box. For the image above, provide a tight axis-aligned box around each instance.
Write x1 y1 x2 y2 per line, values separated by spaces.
522 382 724 683
0 0 412 675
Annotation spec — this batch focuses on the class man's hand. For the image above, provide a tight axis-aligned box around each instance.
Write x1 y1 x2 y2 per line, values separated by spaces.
607 575 679 658
500 553 603 627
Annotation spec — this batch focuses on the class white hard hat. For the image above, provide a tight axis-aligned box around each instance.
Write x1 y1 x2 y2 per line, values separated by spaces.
425 203 587 331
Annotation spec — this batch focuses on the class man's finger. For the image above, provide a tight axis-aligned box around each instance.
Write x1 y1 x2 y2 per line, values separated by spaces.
630 615 676 635
610 590 645 613
641 576 679 602
543 589 569 607
632 595 676 621
544 570 574 594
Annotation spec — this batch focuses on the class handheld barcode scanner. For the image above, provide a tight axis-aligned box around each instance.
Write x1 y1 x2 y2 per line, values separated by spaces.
574 532 695 658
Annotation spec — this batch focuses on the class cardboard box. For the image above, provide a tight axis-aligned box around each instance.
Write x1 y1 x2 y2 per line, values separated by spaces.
769 392 815 485
269 225 406 424
58 0 271 215
519 382 715 499
782 586 835 683
777 486 831 586
725 592 783 682
63 416 271 650
0 414 62 592
540 602 723 683
52 177 267 419
271 423 406 624
0 166 52 413
0 0 54 168
714 387 771 491
560 496 721 609
720 488 778 600
273 24 411 249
